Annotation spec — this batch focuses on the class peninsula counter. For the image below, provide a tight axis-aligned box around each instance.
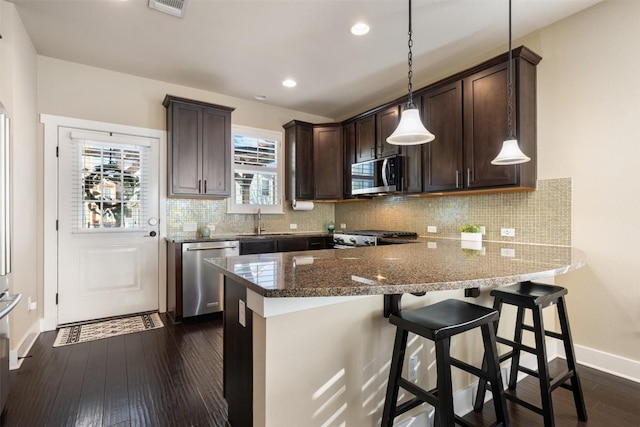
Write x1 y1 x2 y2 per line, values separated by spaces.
206 239 585 427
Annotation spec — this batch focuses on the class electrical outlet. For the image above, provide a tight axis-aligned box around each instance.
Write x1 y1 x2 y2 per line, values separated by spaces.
500 228 515 237
480 226 486 235
501 248 516 257
427 242 437 249
289 223 298 229
408 355 419 382
27 296 32 312
183 222 198 232
340 223 346 229
29 301 37 311
427 226 437 233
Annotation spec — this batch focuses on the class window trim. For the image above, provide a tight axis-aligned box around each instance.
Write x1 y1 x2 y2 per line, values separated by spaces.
227 125 284 214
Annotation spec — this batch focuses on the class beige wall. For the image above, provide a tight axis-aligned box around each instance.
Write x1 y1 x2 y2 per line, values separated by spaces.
0 1 39 351
37 56 332 133
520 0 640 364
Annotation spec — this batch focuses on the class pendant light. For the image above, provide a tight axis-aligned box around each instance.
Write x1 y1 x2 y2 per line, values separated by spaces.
387 0 435 145
491 0 530 165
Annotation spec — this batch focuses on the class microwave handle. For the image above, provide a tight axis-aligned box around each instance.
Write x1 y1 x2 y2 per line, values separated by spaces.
381 158 389 187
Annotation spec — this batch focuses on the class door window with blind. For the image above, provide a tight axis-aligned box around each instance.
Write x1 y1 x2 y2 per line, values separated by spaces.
227 125 283 214
72 136 150 232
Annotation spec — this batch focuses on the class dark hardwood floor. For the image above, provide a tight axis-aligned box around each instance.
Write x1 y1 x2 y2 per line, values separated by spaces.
3 313 227 427
3 313 639 426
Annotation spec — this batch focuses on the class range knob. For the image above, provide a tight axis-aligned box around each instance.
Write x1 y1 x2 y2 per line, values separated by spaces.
334 237 344 244
365 239 374 246
349 237 357 244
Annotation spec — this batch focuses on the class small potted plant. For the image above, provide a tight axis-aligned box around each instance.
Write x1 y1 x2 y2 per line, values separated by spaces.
460 224 483 250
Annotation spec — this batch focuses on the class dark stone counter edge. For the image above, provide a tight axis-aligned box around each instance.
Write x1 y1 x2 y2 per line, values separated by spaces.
165 232 331 244
207 261 585 298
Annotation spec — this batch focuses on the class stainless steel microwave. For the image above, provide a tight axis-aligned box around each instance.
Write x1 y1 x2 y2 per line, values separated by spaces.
351 155 403 195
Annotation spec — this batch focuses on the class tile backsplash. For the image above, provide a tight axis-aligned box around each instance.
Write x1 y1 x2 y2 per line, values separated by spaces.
335 178 571 246
166 199 335 239
167 178 571 246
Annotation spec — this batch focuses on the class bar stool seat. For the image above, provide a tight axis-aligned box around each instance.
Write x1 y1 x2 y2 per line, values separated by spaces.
381 299 509 427
474 281 587 426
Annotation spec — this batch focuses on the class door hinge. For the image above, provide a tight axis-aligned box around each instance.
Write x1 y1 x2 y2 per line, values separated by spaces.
55 293 58 305
56 146 59 157
56 220 59 231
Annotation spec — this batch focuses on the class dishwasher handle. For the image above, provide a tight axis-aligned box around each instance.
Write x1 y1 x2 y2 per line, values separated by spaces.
185 244 238 251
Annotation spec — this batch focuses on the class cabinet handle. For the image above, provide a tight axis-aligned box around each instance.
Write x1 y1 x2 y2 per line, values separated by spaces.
204 180 207 193
198 179 202 193
455 170 460 189
371 147 375 157
467 168 472 187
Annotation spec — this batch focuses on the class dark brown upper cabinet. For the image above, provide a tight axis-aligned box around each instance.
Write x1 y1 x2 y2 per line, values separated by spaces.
283 120 314 201
463 52 538 189
355 114 376 162
376 104 401 158
164 95 234 198
419 46 540 192
342 122 356 199
421 81 464 192
313 124 343 200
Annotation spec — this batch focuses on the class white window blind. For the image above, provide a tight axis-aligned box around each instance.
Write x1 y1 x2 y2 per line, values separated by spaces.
71 138 150 232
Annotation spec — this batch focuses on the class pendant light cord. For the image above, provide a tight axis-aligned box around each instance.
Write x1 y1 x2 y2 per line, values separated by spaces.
507 0 514 139
407 0 415 109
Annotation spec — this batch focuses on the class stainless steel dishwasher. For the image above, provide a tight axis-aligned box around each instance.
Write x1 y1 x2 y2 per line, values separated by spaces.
182 241 239 317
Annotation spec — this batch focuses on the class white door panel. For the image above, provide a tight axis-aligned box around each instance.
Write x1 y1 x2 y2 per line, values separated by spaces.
57 126 159 325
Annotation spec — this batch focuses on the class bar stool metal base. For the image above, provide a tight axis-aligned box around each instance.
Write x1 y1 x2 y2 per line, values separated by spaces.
473 281 587 426
381 299 509 427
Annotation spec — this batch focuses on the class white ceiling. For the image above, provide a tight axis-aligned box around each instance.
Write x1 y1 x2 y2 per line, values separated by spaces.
10 0 601 120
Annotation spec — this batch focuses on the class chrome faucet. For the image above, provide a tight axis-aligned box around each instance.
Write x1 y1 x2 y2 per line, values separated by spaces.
255 208 264 235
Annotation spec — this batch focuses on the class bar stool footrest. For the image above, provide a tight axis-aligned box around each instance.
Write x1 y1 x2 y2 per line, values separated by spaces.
504 391 545 416
520 323 565 340
450 357 492 381
496 336 537 354
397 378 438 408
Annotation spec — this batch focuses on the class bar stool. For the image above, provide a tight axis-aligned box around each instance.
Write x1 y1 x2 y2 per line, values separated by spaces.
381 299 509 427
473 281 587 425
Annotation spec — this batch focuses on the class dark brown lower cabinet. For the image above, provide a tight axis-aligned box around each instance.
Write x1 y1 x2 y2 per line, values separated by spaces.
224 278 253 427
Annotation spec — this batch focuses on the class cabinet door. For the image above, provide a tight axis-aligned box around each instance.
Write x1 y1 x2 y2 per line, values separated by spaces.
463 61 517 188
202 107 231 197
276 237 309 253
239 239 277 255
313 125 343 200
402 145 423 194
355 115 376 162
422 81 463 192
377 104 401 158
169 102 202 196
284 122 315 201
342 122 356 199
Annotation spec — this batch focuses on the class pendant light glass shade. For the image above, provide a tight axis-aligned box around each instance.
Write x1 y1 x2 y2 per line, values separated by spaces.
491 138 530 165
387 0 434 146
387 108 435 145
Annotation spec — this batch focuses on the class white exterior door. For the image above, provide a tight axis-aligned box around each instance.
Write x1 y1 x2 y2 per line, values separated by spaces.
57 126 160 324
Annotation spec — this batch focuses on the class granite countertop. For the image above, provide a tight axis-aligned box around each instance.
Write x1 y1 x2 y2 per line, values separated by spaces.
166 232 330 244
205 238 585 298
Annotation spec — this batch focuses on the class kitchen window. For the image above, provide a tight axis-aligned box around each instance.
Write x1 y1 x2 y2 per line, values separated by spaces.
227 125 283 214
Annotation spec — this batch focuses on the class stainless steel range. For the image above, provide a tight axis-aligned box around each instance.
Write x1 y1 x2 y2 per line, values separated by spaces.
332 230 418 248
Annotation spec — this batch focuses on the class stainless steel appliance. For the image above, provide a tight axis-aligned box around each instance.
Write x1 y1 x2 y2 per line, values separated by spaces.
351 155 403 195
333 230 418 248
182 241 239 317
0 102 21 413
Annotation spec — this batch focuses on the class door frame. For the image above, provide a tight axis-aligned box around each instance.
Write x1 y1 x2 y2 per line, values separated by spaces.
41 114 167 331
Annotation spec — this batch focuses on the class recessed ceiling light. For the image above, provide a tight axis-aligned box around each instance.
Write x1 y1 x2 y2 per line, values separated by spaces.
350 22 370 36
255 94 268 101
282 79 297 88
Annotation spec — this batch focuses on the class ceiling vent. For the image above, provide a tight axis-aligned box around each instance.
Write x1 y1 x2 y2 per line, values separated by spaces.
148 0 189 18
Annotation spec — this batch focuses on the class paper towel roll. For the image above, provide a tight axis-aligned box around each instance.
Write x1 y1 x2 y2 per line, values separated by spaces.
292 200 314 211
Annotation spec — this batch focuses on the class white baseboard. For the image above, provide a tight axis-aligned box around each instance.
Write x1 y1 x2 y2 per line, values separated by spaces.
10 320 42 370
557 343 640 383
